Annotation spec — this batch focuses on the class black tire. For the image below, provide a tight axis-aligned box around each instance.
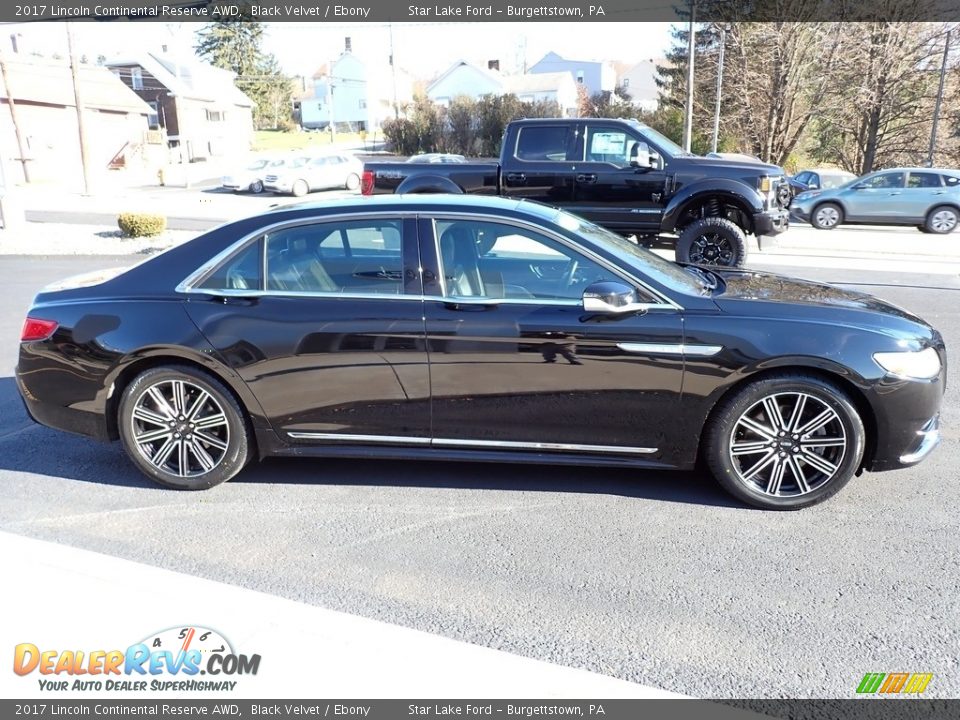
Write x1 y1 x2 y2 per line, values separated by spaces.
810 202 843 230
118 365 251 490
249 180 264 194
291 179 309 197
917 225 931 233
703 373 865 510
924 205 959 234
675 217 747 267
345 173 360 191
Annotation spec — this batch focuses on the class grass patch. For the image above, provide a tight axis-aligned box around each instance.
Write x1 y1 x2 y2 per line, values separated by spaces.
252 130 382 153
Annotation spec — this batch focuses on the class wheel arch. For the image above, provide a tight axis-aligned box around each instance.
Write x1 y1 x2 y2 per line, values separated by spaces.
695 361 878 474
662 180 764 235
104 350 266 459
396 175 465 195
926 202 960 217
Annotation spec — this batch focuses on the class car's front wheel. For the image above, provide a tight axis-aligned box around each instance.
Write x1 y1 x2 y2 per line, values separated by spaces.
675 217 747 267
291 179 310 197
703 374 865 509
249 180 264 194
924 205 959 234
118 365 251 490
345 173 360 191
811 202 843 230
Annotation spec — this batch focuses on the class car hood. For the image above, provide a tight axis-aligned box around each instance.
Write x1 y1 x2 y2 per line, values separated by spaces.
713 269 929 326
691 156 783 176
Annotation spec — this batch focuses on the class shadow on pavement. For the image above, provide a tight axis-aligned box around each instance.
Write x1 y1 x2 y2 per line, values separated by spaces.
0 376 741 508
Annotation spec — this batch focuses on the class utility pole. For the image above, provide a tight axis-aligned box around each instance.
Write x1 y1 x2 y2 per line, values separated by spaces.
682 0 696 153
711 25 725 155
66 22 93 194
327 68 336 142
388 23 399 119
0 40 32 183
928 28 951 168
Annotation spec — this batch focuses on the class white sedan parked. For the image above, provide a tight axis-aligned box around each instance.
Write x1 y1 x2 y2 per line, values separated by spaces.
264 153 364 196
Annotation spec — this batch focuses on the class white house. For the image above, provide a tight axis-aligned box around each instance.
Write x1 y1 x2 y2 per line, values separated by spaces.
426 61 502 106
618 60 661 112
301 38 413 132
528 52 616 97
426 61 578 116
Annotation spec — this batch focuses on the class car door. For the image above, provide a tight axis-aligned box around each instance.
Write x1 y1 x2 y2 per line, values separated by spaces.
499 123 577 205
183 214 432 442
903 171 947 222
845 171 906 221
566 123 668 232
418 213 684 454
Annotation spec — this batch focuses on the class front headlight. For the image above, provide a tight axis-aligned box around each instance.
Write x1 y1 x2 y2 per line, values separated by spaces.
873 347 941 380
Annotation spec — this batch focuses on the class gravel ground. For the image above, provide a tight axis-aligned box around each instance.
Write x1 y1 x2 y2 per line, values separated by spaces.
0 223 197 255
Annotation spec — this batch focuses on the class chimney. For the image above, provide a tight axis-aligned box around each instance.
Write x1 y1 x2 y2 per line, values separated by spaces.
345 37 352 53
9 33 21 54
488 59 500 71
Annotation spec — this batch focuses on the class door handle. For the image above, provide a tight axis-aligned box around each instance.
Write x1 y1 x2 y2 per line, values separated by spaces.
505 172 526 183
442 300 498 311
576 173 598 184
888 191 901 195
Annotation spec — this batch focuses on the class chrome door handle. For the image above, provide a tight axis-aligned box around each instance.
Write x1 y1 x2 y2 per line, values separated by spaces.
506 172 526 183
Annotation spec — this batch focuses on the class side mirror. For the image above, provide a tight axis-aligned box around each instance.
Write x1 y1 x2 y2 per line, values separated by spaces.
808 181 819 190
582 281 646 315
629 142 651 169
852 183 867 190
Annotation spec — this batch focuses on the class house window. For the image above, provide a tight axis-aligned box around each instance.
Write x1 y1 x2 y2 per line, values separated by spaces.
622 78 630 88
131 67 143 90
576 70 584 84
147 101 160 130
205 109 224 122
359 99 367 109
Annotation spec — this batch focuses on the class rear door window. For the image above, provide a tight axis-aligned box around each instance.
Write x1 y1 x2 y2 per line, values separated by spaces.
515 125 573 162
907 172 943 188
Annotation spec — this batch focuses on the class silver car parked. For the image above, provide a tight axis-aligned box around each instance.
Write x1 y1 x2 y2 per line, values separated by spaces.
264 153 364 197
791 167 960 233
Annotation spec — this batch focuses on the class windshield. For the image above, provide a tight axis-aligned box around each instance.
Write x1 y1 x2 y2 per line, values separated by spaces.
246 159 269 170
821 172 855 189
631 122 693 158
552 209 706 296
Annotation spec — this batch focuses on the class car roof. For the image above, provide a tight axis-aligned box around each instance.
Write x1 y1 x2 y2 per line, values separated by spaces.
267 194 539 215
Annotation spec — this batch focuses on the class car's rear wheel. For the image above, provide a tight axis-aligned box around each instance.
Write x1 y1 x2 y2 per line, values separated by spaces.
811 202 843 230
249 180 264 194
291 179 309 197
118 365 251 490
924 205 959 234
675 217 747 267
703 374 864 509
345 173 360 191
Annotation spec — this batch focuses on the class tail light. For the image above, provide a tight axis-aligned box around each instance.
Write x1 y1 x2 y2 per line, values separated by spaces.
21 317 58 342
361 170 374 195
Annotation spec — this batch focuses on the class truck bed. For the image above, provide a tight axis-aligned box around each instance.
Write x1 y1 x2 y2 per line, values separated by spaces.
363 160 500 196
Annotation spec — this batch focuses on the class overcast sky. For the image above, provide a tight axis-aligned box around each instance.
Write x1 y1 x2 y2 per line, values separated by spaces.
7 21 675 79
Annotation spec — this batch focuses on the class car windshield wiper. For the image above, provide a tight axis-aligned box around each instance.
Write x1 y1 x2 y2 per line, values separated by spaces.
683 265 717 293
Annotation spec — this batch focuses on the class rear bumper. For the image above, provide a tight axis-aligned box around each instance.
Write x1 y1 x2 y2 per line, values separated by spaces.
16 367 111 442
753 208 790 236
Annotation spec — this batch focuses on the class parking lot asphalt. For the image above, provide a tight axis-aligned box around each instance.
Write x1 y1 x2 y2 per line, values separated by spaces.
1 254 957 698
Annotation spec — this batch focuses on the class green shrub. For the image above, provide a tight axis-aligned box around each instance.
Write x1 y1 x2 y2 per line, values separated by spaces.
117 213 166 238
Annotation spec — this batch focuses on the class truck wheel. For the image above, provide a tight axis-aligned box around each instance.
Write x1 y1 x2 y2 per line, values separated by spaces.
676 217 747 267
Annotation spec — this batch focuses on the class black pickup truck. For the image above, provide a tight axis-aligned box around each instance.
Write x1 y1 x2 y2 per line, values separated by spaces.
361 118 791 267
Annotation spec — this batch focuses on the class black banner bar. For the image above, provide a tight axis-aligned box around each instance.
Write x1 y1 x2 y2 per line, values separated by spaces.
6 0 960 23
2 700 958 720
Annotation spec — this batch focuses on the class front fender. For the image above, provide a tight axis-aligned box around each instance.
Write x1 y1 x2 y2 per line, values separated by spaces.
396 175 465 195
662 178 765 233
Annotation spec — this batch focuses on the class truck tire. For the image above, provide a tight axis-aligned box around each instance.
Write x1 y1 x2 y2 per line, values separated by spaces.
675 217 747 267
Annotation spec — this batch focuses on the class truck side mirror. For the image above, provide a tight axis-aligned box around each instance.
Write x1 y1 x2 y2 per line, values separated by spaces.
629 142 651 169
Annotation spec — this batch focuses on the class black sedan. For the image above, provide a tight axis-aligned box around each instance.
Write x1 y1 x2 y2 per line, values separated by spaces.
16 196 945 509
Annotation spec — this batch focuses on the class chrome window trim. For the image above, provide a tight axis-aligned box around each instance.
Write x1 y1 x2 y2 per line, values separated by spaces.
617 342 723 357
176 211 421 295
286 432 657 455
426 212 682 311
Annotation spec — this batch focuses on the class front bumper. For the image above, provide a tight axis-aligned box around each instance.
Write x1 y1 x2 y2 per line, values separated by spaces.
790 205 811 223
898 415 941 465
753 208 790 236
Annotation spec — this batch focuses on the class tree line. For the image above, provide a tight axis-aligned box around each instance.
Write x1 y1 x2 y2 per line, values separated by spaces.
659 20 958 174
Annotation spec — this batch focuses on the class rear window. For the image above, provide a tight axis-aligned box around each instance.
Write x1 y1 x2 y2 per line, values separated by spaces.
515 126 570 162
908 172 942 188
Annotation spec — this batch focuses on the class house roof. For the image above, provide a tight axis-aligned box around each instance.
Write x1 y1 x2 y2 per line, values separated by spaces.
106 52 254 108
0 58 153 114
426 60 503 94
504 72 573 95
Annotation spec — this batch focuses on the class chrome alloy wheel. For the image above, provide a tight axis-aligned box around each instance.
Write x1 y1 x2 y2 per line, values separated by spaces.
728 392 847 497
814 205 840 228
930 209 958 233
130 379 230 478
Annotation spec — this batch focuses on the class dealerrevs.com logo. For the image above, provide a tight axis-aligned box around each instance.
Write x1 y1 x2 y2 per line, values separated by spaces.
13 626 261 692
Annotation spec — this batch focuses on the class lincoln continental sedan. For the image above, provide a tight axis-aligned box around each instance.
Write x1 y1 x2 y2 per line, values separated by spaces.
16 196 945 509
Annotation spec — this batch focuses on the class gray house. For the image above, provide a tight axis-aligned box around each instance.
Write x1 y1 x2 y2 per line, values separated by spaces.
528 52 616 97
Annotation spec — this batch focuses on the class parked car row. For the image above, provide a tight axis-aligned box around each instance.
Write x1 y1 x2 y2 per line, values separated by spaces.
222 152 364 197
790 167 960 233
